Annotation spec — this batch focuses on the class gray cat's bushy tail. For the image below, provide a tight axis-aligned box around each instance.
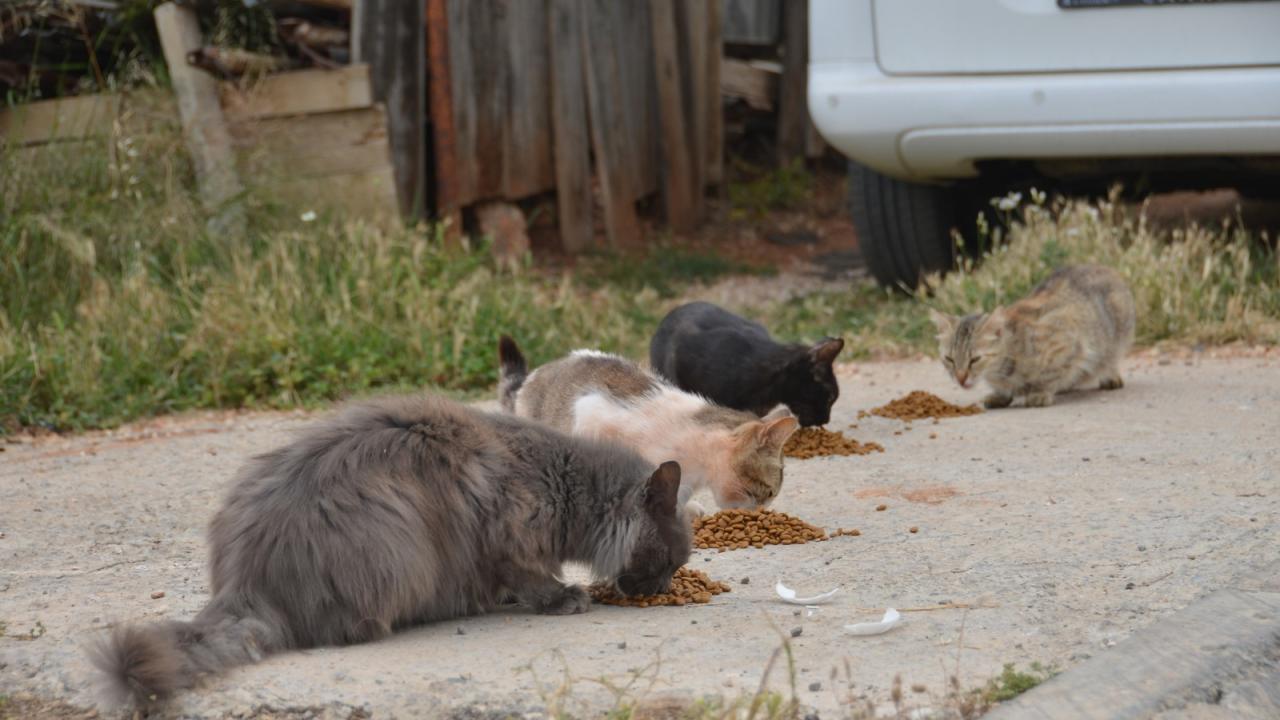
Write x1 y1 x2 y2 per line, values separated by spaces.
90 597 283 707
497 335 527 413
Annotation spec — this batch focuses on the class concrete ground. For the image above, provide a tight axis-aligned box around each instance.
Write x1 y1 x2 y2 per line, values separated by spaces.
1 353 1278 718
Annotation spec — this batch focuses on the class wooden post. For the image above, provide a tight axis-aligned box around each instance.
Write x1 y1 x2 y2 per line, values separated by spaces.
776 0 809 166
425 0 462 245
548 0 595 252
649 0 698 233
679 0 709 219
355 0 425 219
153 2 244 232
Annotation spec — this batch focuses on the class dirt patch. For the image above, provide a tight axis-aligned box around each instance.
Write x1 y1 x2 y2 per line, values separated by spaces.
693 509 828 551
855 485 961 505
862 391 982 422
588 567 731 608
0 693 97 720
784 427 884 459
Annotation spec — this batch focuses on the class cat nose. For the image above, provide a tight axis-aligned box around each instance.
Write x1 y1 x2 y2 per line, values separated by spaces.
956 370 969 386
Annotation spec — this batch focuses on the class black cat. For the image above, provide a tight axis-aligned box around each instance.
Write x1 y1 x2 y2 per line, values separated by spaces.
650 302 844 427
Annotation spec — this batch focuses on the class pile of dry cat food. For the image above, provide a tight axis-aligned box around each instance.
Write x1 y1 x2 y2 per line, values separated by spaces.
589 567 731 607
784 427 885 459
693 509 829 550
863 391 983 422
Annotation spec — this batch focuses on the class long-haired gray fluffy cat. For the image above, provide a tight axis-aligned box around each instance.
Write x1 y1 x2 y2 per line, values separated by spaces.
90 394 689 707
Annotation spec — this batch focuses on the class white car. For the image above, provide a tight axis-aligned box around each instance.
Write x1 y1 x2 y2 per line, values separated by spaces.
807 0 1280 288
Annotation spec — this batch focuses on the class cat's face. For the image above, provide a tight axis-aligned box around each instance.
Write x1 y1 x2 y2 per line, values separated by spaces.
616 461 692 597
930 309 1007 389
781 338 844 427
720 411 800 508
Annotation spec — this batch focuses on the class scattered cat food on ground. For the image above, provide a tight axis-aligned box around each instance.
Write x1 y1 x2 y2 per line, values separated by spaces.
589 567 730 607
830 528 861 537
694 509 828 550
784 427 884 459
875 504 888 511
909 526 919 534
860 391 983 422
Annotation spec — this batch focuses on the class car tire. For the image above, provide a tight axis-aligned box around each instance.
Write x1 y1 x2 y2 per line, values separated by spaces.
847 160 958 290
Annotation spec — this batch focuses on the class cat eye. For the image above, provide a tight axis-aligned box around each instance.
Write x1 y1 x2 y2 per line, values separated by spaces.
969 356 982 366
943 356 954 365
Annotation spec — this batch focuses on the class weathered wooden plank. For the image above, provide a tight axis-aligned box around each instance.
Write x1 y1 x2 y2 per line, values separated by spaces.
648 0 697 232
721 58 778 110
154 2 244 228
354 0 425 217
581 0 641 249
501 1 553 199
548 0 595 253
706 0 724 185
680 0 709 213
230 108 391 179
220 65 372 121
615 0 658 200
776 0 809 165
426 0 462 241
0 94 118 146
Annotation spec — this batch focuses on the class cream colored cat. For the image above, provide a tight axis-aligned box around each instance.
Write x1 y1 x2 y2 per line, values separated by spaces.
930 264 1135 409
497 337 798 510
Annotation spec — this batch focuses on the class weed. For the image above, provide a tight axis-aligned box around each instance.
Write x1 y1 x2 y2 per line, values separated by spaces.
983 662 1055 704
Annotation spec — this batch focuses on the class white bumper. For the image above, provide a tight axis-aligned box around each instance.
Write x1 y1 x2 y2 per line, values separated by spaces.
808 61 1280 182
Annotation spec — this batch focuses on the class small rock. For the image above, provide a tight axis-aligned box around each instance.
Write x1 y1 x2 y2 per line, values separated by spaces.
1125 582 1135 590
617 641 627 650
150 591 165 600
808 681 822 692
1082 457 1091 462
740 577 750 585
790 626 803 638
1138 545 1147 551
455 627 466 635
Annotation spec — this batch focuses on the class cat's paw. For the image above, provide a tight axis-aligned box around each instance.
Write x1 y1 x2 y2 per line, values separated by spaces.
684 500 708 518
1023 392 1055 408
538 585 591 616
982 393 1013 409
1099 376 1124 391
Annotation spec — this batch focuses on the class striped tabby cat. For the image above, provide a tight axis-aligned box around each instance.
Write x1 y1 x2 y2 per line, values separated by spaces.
930 264 1135 408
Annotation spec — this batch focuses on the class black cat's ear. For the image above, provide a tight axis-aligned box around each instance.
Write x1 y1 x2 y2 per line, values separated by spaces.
810 337 844 365
645 461 682 516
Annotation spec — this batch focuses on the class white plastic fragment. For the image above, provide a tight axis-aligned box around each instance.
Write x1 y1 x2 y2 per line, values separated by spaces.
775 581 840 605
844 608 902 636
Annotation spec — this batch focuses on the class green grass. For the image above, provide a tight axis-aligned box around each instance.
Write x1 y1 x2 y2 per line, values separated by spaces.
727 158 813 220
761 190 1280 359
4 90 1278 434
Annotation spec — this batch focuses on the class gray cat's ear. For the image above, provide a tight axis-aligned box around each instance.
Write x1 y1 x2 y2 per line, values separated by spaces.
928 308 955 334
810 337 844 365
760 416 799 449
645 461 682 516
761 404 794 422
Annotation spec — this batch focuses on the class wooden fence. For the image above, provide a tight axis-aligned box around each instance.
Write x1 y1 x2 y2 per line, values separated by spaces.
426 0 723 251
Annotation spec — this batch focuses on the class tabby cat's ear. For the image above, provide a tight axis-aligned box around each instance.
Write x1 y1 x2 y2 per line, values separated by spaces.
810 337 844 365
983 307 1009 338
761 405 794 422
928 309 956 335
759 416 799 449
645 461 682 516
